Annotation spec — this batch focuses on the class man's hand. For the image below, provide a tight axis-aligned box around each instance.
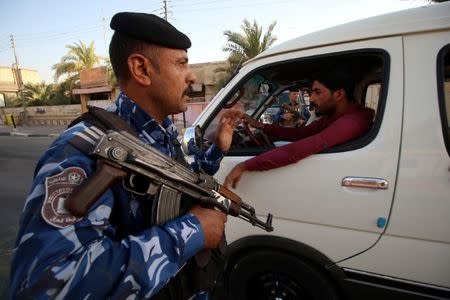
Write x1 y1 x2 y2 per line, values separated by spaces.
242 114 264 129
190 206 227 249
224 162 248 189
215 109 243 152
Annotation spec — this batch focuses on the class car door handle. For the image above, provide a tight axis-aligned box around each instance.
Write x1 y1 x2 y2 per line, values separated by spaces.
342 177 388 189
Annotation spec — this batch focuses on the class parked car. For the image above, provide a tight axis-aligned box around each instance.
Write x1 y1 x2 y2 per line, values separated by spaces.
183 3 450 299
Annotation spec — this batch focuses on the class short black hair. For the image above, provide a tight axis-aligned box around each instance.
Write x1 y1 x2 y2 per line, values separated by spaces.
311 65 356 102
109 32 160 82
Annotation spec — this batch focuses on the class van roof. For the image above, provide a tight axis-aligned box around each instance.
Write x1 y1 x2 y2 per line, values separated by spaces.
252 2 450 61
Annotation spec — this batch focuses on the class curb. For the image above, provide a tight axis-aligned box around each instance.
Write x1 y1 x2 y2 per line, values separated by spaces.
7 132 61 137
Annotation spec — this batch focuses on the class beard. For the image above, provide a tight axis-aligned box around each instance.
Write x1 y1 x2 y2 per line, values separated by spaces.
309 102 335 117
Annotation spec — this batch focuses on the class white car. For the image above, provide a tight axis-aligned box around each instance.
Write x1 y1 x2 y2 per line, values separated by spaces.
183 3 450 299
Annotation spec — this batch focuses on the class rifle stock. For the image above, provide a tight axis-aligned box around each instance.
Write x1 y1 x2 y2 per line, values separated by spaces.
66 160 127 217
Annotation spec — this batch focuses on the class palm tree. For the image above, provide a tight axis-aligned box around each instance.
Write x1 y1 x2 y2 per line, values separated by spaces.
223 19 277 68
20 81 55 106
52 40 101 83
52 41 102 103
214 19 277 91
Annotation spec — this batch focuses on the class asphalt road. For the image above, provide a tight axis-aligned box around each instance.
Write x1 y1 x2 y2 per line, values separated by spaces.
0 136 56 299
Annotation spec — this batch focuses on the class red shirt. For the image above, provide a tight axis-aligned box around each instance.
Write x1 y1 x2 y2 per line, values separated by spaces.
245 104 374 171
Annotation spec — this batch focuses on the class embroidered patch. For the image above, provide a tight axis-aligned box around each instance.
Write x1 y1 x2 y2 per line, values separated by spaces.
41 167 87 228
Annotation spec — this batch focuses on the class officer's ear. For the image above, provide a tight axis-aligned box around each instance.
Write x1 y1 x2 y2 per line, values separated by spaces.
127 54 151 86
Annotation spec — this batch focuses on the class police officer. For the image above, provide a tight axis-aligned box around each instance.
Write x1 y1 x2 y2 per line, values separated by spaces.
10 12 240 299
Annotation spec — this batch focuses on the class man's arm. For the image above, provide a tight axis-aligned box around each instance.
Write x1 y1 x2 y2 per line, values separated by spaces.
245 113 372 171
9 124 216 299
241 113 326 141
262 117 328 141
224 112 372 187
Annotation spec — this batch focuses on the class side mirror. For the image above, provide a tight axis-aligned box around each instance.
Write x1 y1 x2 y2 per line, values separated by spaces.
194 125 203 150
181 125 203 155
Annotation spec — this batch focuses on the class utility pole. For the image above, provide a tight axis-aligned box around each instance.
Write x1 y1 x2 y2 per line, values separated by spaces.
163 0 175 122
163 0 168 20
162 0 186 127
10 34 27 126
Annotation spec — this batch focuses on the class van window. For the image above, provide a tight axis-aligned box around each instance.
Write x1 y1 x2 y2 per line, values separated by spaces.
202 50 387 156
437 44 450 156
364 83 381 115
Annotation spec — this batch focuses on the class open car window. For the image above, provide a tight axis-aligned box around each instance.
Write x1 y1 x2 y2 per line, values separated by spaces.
202 50 388 156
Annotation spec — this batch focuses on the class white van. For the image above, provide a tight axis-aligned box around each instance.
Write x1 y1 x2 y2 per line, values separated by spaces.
183 3 450 299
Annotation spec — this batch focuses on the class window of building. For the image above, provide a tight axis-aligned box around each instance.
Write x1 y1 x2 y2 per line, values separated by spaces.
0 93 5 107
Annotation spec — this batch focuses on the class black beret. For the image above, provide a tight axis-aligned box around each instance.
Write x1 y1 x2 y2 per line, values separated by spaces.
110 12 191 49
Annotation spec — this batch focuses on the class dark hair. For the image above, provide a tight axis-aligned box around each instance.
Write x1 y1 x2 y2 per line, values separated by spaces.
109 32 160 82
311 65 356 102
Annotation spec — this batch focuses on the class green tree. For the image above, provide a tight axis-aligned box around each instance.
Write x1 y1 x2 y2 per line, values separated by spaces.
18 81 55 106
52 40 102 103
52 40 101 82
223 19 277 69
215 19 277 91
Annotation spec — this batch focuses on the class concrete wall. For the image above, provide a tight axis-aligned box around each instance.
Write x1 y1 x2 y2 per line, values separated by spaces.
0 105 81 126
0 101 210 128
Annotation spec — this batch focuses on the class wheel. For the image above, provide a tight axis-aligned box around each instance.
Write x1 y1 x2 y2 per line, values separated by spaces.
225 250 339 300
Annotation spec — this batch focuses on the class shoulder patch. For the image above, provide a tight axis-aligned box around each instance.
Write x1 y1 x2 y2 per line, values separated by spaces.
69 125 104 154
41 167 87 228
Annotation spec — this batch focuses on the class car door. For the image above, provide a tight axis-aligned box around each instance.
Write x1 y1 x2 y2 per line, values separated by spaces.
341 32 450 287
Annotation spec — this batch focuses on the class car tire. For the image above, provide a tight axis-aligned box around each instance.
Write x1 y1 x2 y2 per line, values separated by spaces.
225 250 339 300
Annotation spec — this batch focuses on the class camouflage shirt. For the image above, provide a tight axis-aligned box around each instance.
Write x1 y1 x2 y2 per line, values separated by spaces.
9 92 223 299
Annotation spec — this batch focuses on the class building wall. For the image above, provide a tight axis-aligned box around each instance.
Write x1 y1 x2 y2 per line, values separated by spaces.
0 101 207 128
0 66 40 87
190 61 228 102
0 66 40 106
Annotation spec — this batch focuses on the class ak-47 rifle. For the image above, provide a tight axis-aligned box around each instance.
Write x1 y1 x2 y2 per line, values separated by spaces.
65 129 273 232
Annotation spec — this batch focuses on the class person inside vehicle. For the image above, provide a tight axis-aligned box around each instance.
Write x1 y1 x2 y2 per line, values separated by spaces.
274 89 309 126
10 12 241 299
224 66 375 188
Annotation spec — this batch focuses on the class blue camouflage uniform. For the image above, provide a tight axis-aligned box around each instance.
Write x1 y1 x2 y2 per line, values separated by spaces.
9 92 224 299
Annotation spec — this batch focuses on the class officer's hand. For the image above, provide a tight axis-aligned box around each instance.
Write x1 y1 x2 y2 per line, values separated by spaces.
242 114 264 129
224 162 247 189
216 109 243 152
283 113 293 121
190 206 227 249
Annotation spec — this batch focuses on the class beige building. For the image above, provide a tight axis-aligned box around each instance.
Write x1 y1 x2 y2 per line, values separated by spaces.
0 66 40 107
72 61 229 126
72 67 118 113
189 60 229 102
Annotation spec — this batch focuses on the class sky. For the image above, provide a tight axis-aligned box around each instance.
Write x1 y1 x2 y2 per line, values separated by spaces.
0 0 430 83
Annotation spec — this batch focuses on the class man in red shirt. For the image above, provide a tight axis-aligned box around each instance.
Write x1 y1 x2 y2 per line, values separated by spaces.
224 68 375 188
